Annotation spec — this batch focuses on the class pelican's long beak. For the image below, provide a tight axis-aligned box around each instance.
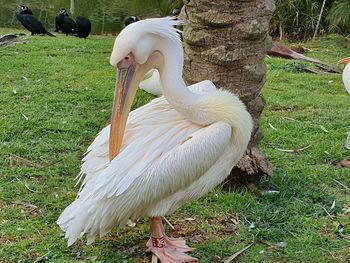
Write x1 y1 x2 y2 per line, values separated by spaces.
109 54 140 161
109 51 163 161
337 57 350 65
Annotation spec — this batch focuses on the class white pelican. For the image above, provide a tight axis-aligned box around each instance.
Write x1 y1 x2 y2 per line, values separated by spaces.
337 57 350 149
57 17 253 262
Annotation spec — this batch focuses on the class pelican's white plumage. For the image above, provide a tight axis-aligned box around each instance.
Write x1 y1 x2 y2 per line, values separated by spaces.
342 63 350 95
58 17 253 259
345 65 350 149
139 69 162 96
338 57 350 149
342 65 350 149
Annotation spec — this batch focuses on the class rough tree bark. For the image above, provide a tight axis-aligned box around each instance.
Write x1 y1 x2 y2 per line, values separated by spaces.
180 0 275 186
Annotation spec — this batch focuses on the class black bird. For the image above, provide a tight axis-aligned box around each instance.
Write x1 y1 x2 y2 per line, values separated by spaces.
55 8 77 36
171 8 181 17
18 5 33 15
76 16 91 38
124 16 139 27
16 5 54 36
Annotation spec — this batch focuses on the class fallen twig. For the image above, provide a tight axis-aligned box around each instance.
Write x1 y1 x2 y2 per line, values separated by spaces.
21 113 29 120
13 201 38 209
268 123 278 131
330 200 336 210
162 216 175 230
332 179 350 192
33 251 51 263
319 125 329 133
317 204 335 220
24 182 37 193
275 144 312 153
8 153 60 169
39 159 63 169
224 243 253 263
9 153 43 168
261 190 280 196
261 240 288 249
282 117 296 121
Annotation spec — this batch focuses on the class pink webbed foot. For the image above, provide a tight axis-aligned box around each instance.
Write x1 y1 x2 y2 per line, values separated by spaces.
163 235 193 253
148 217 197 262
147 236 198 263
159 219 193 252
147 236 193 253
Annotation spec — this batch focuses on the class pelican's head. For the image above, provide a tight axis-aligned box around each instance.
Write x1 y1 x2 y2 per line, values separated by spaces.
337 57 350 66
108 17 181 159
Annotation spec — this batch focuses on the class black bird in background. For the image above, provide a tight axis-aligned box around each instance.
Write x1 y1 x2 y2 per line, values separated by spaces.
171 8 181 17
55 8 77 36
76 16 91 38
124 16 139 27
18 5 33 15
16 5 54 36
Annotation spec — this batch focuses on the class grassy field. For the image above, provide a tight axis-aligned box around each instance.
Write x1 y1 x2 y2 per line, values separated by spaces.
0 29 349 263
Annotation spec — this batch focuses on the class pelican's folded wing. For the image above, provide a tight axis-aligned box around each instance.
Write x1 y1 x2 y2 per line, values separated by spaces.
75 82 216 193
58 119 231 246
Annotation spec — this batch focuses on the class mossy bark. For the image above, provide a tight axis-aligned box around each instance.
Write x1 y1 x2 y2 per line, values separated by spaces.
180 0 275 186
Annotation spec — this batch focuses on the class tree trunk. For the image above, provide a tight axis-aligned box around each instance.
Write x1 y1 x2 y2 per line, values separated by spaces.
180 0 275 186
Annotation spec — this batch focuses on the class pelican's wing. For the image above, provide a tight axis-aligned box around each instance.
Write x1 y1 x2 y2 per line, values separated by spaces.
58 103 231 246
90 121 231 201
75 95 191 193
75 125 110 190
75 82 217 191
139 69 162 96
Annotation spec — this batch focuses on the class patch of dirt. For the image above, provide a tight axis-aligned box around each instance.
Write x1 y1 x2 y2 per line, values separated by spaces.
102 213 241 261
170 213 240 244
12 201 42 217
0 237 14 246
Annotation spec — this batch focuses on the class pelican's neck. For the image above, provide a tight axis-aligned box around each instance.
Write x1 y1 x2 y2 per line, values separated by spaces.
158 47 195 105
157 41 212 125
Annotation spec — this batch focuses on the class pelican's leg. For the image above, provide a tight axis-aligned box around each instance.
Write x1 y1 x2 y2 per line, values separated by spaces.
147 217 198 263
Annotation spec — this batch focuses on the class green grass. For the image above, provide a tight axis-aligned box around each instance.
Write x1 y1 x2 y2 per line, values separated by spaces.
0 29 349 263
